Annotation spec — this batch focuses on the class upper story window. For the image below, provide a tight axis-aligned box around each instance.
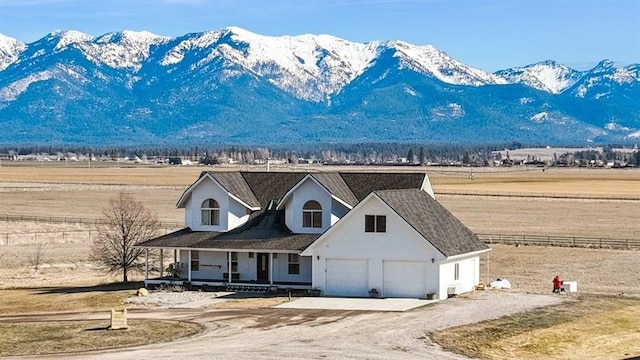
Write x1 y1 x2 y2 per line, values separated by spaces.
365 215 386 233
201 199 220 226
302 200 322 228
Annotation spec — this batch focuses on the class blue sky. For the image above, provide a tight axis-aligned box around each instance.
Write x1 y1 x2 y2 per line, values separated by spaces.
0 0 638 71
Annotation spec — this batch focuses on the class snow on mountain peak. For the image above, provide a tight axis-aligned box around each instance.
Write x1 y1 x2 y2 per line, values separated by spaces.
388 41 506 86
495 60 582 94
0 33 26 71
96 30 170 45
74 30 172 71
173 27 381 101
161 27 504 101
51 30 94 51
593 59 615 71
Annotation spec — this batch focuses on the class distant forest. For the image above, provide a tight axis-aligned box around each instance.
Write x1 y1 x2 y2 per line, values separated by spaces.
0 141 638 167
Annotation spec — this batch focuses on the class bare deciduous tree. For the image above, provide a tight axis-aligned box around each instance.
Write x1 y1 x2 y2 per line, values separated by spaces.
27 243 46 278
91 192 160 282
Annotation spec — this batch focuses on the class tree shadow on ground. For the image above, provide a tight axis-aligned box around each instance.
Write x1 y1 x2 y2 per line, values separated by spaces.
34 282 144 295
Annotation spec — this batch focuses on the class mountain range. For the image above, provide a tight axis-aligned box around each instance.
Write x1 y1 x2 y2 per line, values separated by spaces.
0 27 638 145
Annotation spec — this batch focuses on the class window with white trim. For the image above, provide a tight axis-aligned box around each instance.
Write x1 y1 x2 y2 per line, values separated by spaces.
365 215 386 232
288 253 300 275
231 251 238 273
302 200 322 228
191 250 200 271
201 199 220 226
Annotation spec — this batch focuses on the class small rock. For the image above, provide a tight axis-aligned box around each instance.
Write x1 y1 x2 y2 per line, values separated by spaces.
137 288 149 297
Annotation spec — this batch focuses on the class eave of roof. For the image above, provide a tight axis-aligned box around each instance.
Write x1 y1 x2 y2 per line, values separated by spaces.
137 210 320 252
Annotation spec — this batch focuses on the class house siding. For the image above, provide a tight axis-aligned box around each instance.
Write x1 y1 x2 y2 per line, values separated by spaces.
308 196 444 297
284 178 333 234
331 198 350 225
179 250 227 279
184 178 249 232
438 255 479 300
272 255 312 283
179 250 311 283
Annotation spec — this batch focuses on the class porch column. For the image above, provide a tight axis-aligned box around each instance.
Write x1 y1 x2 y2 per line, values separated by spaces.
159 249 164 277
269 253 274 285
188 250 192 282
227 251 232 283
174 249 177 264
144 248 149 280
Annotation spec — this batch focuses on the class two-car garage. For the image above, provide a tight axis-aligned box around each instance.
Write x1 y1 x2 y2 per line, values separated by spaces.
324 258 429 298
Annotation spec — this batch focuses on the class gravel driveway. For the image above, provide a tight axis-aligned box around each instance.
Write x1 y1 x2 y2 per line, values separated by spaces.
15 290 563 360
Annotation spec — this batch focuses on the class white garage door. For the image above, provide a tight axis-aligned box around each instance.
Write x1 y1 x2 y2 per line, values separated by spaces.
325 259 369 297
383 260 428 298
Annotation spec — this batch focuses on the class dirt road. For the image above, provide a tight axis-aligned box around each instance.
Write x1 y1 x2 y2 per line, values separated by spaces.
2 291 562 360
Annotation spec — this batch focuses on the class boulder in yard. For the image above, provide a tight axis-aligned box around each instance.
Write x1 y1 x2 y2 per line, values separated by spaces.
137 288 149 297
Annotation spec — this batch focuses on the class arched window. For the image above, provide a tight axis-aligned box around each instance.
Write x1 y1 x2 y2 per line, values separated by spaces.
302 200 322 228
201 199 220 226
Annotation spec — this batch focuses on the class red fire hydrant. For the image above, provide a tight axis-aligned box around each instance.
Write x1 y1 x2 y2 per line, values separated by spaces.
553 275 564 293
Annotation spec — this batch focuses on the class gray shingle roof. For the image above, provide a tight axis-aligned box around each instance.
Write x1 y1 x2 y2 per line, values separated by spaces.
340 172 426 201
240 172 307 208
138 210 319 251
209 172 260 208
310 173 359 206
375 189 489 257
149 171 469 254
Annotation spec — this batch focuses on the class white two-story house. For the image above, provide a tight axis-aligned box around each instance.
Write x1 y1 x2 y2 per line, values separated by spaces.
138 171 490 300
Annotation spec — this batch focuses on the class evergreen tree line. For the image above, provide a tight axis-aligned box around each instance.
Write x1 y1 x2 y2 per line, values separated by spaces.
0 142 637 166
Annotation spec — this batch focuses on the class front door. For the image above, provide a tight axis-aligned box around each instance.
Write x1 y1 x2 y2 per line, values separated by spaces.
257 253 269 282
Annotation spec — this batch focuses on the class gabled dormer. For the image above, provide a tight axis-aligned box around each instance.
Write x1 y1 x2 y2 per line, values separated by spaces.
277 174 354 234
177 172 260 232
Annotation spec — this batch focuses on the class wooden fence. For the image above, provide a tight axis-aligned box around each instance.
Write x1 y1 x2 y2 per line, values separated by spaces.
438 190 640 201
0 230 94 246
0 213 182 229
0 228 178 246
478 233 640 250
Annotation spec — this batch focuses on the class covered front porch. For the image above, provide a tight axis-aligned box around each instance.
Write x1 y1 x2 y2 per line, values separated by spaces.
142 248 313 291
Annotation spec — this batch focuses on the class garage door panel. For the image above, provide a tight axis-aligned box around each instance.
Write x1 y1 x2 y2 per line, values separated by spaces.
383 260 427 298
326 259 368 297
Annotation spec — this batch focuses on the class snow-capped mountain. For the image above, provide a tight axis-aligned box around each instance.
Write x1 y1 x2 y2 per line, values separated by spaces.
0 27 638 145
43 29 172 71
567 59 640 99
156 27 503 101
0 33 25 71
494 60 584 94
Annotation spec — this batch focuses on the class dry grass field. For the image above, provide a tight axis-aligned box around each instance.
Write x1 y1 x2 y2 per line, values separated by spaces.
0 164 637 286
433 294 640 360
0 319 204 356
0 163 638 358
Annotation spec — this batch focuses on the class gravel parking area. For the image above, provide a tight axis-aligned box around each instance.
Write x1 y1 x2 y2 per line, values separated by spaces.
125 291 234 309
43 290 563 360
